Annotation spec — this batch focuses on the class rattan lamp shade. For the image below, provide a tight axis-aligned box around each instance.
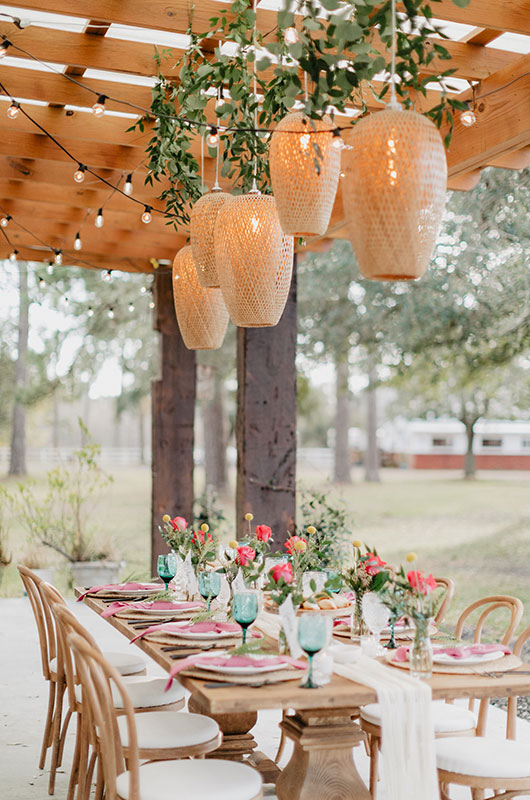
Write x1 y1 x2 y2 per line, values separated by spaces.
172 246 229 350
214 191 294 327
342 107 447 281
190 189 232 288
269 111 341 237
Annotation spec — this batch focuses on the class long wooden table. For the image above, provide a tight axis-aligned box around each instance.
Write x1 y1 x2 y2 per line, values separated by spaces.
80 593 530 800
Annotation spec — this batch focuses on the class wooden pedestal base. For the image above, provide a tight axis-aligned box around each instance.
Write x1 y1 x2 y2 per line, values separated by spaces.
275 708 370 800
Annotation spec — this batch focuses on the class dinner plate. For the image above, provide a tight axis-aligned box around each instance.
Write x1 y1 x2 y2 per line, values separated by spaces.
95 584 161 598
198 659 287 675
134 603 203 616
173 627 240 640
432 650 502 666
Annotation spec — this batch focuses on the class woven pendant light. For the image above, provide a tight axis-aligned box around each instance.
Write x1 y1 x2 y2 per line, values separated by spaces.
190 189 232 288
269 111 341 237
172 246 229 350
214 190 294 327
342 105 447 281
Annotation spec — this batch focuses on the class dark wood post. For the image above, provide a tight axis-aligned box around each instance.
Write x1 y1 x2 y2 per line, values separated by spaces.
236 255 297 546
151 270 196 575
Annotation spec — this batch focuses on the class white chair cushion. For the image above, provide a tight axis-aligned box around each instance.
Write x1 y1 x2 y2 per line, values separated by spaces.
116 759 262 800
361 700 476 733
436 737 530 779
74 676 185 709
103 651 145 675
117 710 219 749
49 657 57 674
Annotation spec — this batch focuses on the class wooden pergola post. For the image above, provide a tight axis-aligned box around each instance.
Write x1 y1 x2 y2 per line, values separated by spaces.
236 256 297 546
151 270 196 575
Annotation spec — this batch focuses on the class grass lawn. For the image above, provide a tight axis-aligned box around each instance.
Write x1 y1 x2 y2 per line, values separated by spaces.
2 464 529 636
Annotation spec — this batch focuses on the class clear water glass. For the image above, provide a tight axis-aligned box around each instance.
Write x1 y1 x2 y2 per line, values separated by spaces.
362 592 390 656
199 570 221 611
298 614 332 688
157 553 177 591
232 591 259 644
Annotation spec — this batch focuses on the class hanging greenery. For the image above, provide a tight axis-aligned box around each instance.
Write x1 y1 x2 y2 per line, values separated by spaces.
133 0 469 227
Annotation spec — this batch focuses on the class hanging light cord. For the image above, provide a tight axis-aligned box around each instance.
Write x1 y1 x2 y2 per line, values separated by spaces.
390 0 398 106
200 131 205 194
251 0 259 191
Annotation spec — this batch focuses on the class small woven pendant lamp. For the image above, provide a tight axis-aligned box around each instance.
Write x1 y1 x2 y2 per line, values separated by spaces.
214 190 294 327
342 105 447 280
190 188 232 288
269 111 341 237
172 246 229 350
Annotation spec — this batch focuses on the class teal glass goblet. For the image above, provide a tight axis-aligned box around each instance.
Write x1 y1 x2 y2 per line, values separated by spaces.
157 553 177 591
199 571 221 611
298 613 332 689
232 591 259 644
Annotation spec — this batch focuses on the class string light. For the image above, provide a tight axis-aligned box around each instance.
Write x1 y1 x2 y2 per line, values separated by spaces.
46 261 53 275
54 249 62 265
7 102 19 119
73 164 87 183
38 276 46 288
9 249 18 262
284 27 299 45
215 86 225 110
74 232 82 251
102 269 112 282
124 174 133 195
92 94 106 117
0 40 10 59
460 106 477 127
107 307 114 319
149 300 155 309
128 302 135 312
331 129 344 150
140 286 147 294
141 205 152 224
95 208 104 228
0 214 11 227
87 306 94 317
208 126 219 146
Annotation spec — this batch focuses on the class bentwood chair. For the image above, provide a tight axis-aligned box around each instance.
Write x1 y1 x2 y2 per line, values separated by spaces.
434 577 455 625
68 632 263 800
361 594 524 799
437 625 530 800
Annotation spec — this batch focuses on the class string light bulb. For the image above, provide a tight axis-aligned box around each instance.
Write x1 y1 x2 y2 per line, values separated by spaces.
74 232 82 251
128 302 135 312
107 307 114 319
208 126 219 146
39 276 46 288
140 286 147 294
460 106 477 127
87 306 94 317
92 94 106 117
1 214 11 228
54 249 62 265
9 249 18 262
0 40 10 59
124 174 133 195
102 269 112 282
95 208 104 228
149 300 155 309
331 129 344 150
7 102 20 119
141 205 152 224
284 27 299 45
74 164 86 183
47 261 53 275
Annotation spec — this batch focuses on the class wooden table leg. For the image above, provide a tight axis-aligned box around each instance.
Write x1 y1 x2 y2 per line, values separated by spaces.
275 708 371 800
188 697 258 760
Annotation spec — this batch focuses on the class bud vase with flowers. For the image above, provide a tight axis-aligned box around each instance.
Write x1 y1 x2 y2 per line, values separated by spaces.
216 513 274 591
342 542 390 637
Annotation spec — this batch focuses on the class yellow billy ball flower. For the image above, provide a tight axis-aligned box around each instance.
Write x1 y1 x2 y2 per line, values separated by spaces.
244 513 254 521
229 540 238 550
293 540 307 552
306 525 317 535
352 539 363 549
200 523 210 533
406 552 417 563
162 514 171 523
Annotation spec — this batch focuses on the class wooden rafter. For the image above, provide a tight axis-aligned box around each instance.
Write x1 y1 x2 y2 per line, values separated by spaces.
0 242 159 272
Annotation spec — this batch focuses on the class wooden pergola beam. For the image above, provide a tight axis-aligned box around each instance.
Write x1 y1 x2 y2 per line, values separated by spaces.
488 147 530 170
0 176 167 211
0 242 158 272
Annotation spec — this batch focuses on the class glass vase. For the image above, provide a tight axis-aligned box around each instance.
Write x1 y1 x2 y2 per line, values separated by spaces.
410 618 433 679
351 593 368 639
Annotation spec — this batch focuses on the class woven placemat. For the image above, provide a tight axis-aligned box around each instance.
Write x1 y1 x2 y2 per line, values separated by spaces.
334 623 437 642
145 633 241 647
115 610 200 621
385 652 522 675
180 666 304 684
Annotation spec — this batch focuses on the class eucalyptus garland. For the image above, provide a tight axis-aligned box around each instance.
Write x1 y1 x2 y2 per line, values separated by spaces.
133 0 470 226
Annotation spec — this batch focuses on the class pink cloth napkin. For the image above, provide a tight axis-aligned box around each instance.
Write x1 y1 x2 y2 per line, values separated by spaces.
393 643 511 662
101 600 202 618
130 620 259 644
164 654 306 690
77 583 159 601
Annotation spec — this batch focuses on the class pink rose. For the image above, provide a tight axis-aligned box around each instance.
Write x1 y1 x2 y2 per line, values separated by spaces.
171 516 187 532
270 562 294 584
192 530 213 546
235 545 256 567
364 552 386 576
256 525 272 543
407 570 437 595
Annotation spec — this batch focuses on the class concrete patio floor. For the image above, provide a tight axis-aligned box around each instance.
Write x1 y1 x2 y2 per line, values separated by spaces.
2 597 529 800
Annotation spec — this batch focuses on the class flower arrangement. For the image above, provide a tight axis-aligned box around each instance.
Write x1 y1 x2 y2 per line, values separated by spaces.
342 541 391 635
216 513 274 589
263 560 303 609
160 516 216 567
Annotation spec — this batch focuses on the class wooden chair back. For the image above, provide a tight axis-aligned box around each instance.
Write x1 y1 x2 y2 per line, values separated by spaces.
434 577 455 625
17 565 57 680
506 625 530 739
51 600 100 713
454 595 523 646
68 632 140 800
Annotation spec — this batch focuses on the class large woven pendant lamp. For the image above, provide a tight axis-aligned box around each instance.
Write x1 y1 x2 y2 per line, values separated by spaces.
342 0 447 281
269 111 341 237
214 190 294 327
172 246 229 350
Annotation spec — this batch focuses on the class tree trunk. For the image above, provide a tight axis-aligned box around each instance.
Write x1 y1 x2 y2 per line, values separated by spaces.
364 360 380 483
333 359 351 484
203 368 227 494
464 420 476 479
8 261 29 476
138 402 146 465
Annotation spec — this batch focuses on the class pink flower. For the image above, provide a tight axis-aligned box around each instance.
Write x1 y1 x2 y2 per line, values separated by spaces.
235 545 256 567
364 552 386 576
270 562 294 584
192 530 213 546
284 536 307 554
407 570 437 595
171 516 187 532
256 525 272 543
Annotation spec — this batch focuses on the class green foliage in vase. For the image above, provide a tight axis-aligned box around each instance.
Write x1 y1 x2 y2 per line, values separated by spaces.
298 489 353 569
